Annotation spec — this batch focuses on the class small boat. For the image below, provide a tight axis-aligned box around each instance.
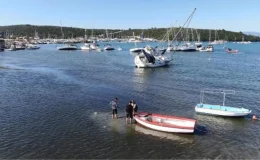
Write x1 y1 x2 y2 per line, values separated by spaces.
225 48 238 53
134 50 171 68
26 44 40 50
104 44 115 51
58 44 78 50
118 46 122 51
134 112 196 133
195 89 252 117
81 44 91 50
15 46 26 50
90 43 99 50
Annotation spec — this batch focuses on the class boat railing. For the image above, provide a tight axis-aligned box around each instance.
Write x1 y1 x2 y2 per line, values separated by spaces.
200 89 236 106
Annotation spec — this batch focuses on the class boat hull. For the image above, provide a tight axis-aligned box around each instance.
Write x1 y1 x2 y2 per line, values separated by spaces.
134 113 196 133
134 55 170 68
58 47 77 50
130 48 143 53
195 104 251 117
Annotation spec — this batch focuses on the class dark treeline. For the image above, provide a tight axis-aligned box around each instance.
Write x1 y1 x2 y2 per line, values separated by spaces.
0 24 260 41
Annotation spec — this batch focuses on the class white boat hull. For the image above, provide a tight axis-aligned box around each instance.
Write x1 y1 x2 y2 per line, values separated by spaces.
195 106 251 116
81 46 91 50
134 113 196 133
134 56 170 68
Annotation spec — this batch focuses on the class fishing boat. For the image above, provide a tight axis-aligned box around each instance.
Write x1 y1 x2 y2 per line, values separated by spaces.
134 49 171 68
195 89 252 117
134 112 196 133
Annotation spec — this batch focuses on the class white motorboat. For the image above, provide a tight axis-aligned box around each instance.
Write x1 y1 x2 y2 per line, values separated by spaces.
134 112 196 133
134 50 171 68
81 44 91 50
57 44 78 50
174 43 197 52
90 43 99 50
195 89 252 117
26 44 40 50
199 45 214 52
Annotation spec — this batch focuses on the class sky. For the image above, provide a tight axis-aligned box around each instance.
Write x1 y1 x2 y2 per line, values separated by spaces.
1 0 260 32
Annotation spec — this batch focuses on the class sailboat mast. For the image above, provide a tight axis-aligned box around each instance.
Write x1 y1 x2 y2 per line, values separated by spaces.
209 30 211 44
60 20 64 39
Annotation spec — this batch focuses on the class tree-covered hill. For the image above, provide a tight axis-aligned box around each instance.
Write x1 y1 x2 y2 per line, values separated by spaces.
0 24 259 42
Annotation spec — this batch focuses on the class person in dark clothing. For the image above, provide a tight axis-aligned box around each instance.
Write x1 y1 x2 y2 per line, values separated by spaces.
132 100 138 115
125 101 133 123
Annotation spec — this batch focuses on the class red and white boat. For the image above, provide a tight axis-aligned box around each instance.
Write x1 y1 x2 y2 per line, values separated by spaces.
134 112 196 133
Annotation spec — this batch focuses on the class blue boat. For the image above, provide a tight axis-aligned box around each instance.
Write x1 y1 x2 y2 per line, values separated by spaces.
195 89 252 117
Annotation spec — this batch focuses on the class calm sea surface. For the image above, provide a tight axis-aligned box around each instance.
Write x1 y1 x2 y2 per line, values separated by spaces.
0 42 260 159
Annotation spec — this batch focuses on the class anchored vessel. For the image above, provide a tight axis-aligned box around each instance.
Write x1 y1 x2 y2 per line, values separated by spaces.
134 112 196 133
195 89 251 117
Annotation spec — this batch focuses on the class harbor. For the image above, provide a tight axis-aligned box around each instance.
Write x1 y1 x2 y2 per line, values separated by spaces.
1 0 260 159
1 41 260 159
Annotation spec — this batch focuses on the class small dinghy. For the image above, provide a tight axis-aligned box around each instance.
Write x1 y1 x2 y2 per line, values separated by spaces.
195 89 252 117
225 48 238 53
134 112 196 133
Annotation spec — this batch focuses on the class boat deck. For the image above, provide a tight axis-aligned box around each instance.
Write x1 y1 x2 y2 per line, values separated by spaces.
196 104 250 113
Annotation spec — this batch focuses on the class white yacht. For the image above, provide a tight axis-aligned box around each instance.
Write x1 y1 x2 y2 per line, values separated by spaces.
134 50 171 68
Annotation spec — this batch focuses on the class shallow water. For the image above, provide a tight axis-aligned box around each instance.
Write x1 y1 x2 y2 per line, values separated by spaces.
0 42 260 159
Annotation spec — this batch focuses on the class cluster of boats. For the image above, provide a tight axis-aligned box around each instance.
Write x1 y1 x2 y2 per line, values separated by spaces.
2 43 40 51
57 42 122 51
133 89 252 134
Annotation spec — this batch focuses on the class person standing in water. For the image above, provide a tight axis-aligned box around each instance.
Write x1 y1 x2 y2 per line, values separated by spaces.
132 100 138 116
109 97 118 119
125 101 133 123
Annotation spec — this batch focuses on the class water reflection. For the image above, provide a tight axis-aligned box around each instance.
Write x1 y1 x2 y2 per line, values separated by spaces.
134 125 194 144
195 114 248 132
